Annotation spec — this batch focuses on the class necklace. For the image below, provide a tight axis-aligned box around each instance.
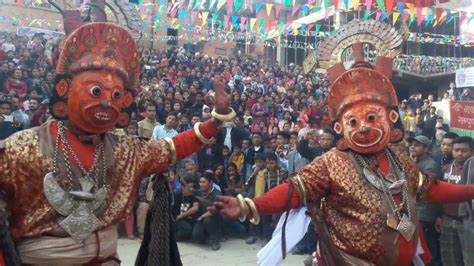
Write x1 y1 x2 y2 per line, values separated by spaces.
43 121 108 242
353 150 416 241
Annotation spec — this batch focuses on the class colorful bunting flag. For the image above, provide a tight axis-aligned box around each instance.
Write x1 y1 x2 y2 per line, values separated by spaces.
266 4 273 17
393 11 400 25
275 4 282 17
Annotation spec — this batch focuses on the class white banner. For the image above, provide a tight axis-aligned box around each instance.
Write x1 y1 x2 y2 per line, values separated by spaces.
456 66 474 88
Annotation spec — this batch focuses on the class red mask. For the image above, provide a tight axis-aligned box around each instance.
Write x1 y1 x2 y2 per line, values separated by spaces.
67 70 125 134
334 103 398 154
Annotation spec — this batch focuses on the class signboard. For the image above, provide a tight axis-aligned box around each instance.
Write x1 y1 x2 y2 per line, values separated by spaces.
455 66 474 88
450 101 474 137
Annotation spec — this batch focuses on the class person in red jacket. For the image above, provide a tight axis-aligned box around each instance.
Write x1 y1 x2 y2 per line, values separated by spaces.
210 20 474 266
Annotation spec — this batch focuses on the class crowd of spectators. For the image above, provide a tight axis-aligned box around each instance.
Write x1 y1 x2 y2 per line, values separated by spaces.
393 54 474 75
1 29 473 266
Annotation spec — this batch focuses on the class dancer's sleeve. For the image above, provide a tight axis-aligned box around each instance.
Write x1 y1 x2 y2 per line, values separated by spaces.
425 181 474 204
253 156 331 215
138 120 219 176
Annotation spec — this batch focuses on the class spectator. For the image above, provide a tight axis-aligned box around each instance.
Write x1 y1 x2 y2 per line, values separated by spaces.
152 112 178 140
245 153 266 245
136 175 151 240
192 172 222 250
439 136 474 266
173 176 199 242
229 144 244 174
460 88 472 101
3 69 28 99
0 96 20 140
420 106 438 141
251 96 269 128
447 82 460 100
408 135 443 266
138 102 159 139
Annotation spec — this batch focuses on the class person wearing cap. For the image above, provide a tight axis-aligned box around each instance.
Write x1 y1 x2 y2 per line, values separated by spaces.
211 21 474 266
409 135 443 266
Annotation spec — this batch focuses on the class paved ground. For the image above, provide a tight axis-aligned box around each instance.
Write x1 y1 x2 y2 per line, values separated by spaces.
118 238 306 265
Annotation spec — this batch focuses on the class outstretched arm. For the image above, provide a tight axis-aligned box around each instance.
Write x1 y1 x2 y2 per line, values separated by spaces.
209 155 330 220
426 181 474 204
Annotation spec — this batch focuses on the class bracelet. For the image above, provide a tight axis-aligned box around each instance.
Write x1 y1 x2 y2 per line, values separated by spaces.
244 197 260 225
193 122 216 145
211 107 236 122
237 194 249 222
293 174 307 205
163 137 177 165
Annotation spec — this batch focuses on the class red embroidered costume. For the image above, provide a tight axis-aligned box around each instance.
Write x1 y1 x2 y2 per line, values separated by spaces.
0 2 233 265
213 20 474 266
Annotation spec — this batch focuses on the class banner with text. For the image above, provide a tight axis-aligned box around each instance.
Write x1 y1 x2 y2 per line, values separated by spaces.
450 101 474 137
456 66 474 88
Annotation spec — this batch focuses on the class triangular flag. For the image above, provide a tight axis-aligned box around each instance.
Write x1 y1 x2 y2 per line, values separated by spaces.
178 9 187 21
376 0 385 14
201 11 209 26
366 0 373 11
435 8 443 24
392 11 400 25
284 0 291 7
227 0 234 13
258 19 266 32
240 17 247 32
217 0 226 10
212 13 219 22
275 4 282 17
302 6 309 15
224 15 230 29
234 0 243 12
406 3 415 16
333 0 339 10
292 0 297 6
375 11 382 21
256 2 263 13
246 0 253 12
416 6 423 25
353 0 360 9
385 0 395 15
250 17 257 31
266 4 273 17
308 0 315 5
396 1 404 16
232 15 239 30
314 24 321 36
344 0 349 10
291 4 301 16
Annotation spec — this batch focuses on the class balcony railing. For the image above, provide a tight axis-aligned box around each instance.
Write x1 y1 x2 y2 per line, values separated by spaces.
393 54 474 76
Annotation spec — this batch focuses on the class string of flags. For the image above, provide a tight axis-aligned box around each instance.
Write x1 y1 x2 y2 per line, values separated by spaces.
1 0 473 49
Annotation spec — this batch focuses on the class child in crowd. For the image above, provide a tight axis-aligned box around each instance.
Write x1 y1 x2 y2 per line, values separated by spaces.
403 108 417 136
229 144 245 174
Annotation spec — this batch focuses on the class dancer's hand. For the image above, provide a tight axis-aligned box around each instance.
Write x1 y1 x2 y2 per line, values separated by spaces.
213 75 231 115
207 196 241 220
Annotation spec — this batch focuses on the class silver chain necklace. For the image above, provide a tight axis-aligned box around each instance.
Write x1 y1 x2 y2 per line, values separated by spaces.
43 121 108 242
353 150 416 241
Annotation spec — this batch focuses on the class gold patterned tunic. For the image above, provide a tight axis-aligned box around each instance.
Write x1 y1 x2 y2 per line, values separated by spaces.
0 120 209 241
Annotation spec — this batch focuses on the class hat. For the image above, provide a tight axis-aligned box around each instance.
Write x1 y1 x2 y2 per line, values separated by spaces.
56 22 140 90
407 135 431 146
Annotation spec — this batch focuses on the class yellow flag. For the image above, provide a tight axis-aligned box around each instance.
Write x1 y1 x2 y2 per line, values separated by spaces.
266 4 274 17
250 18 257 31
392 12 400 26
406 3 415 16
201 11 209 26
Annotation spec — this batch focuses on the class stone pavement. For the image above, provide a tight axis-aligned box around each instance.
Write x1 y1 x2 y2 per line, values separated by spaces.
118 238 306 265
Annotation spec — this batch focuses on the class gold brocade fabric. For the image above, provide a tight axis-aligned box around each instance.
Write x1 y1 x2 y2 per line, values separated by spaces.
299 146 431 263
0 122 172 241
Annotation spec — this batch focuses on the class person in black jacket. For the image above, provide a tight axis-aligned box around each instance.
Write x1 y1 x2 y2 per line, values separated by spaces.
297 128 335 161
215 122 248 152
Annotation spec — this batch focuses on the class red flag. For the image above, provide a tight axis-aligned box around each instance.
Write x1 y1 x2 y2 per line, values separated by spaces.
385 0 395 15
